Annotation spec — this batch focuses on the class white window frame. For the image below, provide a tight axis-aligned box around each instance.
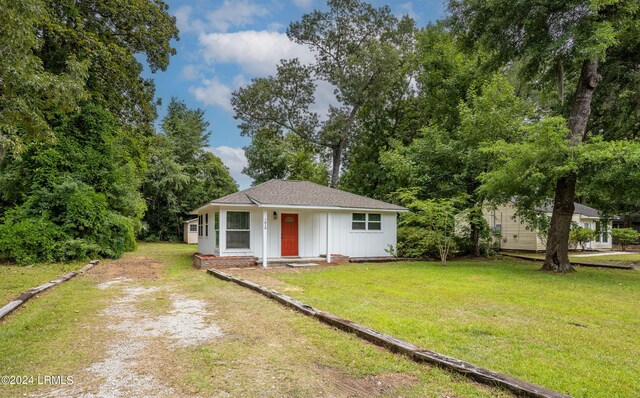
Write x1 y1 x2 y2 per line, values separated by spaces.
226 211 251 249
189 223 197 233
214 212 220 249
351 213 383 231
198 215 203 237
205 213 209 238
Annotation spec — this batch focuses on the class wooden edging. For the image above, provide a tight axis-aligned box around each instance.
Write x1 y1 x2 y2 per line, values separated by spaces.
207 268 571 398
500 253 634 270
0 260 99 322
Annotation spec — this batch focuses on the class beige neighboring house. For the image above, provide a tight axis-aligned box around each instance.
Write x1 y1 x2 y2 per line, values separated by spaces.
183 218 198 244
484 202 612 251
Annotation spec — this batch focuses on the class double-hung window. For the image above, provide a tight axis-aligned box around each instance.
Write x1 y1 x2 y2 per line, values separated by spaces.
198 215 203 237
227 211 250 249
189 223 197 233
214 212 220 248
352 213 382 231
205 213 209 237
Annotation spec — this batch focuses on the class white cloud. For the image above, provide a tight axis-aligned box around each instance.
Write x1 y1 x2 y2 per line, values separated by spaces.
292 0 315 9
207 0 269 32
181 64 204 81
199 30 314 75
209 146 252 189
188 78 233 111
173 6 206 34
397 2 417 19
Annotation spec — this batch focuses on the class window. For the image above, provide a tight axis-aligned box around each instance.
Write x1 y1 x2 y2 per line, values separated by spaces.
352 213 382 231
189 224 197 233
198 215 203 237
227 211 250 249
368 214 382 230
596 221 609 243
352 213 366 230
214 212 220 249
205 213 209 237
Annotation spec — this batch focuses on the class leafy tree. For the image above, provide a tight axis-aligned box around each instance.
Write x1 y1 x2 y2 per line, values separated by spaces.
0 103 144 264
395 190 458 264
449 0 640 272
611 228 639 251
383 74 532 255
243 131 329 185
232 0 414 187
141 100 237 240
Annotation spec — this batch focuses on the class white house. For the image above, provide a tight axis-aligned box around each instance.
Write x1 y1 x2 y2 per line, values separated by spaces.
191 179 407 267
183 218 198 244
484 202 612 251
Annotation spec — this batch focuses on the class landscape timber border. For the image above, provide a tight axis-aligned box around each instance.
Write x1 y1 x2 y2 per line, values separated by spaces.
207 268 572 398
0 260 99 322
500 252 635 270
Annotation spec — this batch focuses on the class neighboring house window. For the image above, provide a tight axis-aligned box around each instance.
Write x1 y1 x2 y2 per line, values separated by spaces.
596 221 609 243
214 212 220 249
227 211 250 249
205 213 209 237
189 224 197 233
493 224 502 234
352 213 382 231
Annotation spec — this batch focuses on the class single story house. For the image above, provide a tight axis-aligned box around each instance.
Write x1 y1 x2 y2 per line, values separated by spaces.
183 218 198 244
191 179 407 267
484 202 612 251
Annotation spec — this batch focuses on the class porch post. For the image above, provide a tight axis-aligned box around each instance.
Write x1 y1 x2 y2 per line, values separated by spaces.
326 212 332 263
262 209 268 268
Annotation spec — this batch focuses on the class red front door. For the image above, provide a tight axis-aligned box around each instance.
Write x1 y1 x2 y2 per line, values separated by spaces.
281 213 299 256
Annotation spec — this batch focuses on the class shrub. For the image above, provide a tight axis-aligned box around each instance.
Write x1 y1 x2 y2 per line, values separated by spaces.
611 228 639 251
569 226 596 251
397 226 443 259
0 218 68 265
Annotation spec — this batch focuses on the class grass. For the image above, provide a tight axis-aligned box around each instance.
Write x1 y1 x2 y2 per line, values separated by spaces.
0 260 87 303
0 243 508 397
255 259 640 397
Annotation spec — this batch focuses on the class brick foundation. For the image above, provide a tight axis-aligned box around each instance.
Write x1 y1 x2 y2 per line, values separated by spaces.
193 254 257 269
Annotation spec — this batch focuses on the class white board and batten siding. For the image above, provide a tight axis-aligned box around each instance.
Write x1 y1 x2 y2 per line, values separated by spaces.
197 206 397 259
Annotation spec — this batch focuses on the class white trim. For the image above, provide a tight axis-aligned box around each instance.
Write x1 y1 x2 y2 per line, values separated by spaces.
326 212 331 263
198 203 407 213
262 210 268 268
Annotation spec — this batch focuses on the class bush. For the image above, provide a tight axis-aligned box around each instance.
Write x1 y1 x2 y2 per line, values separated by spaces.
569 226 596 251
611 228 639 251
397 226 442 259
0 218 68 265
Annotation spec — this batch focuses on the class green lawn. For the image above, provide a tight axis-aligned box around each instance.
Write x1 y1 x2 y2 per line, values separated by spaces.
256 259 640 397
0 244 508 397
0 260 86 303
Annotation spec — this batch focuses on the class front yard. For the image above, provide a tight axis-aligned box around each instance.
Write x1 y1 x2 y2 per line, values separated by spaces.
232 259 640 397
0 243 507 397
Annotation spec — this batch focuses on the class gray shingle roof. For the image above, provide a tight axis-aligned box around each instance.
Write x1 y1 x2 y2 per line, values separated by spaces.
206 180 406 211
536 202 602 218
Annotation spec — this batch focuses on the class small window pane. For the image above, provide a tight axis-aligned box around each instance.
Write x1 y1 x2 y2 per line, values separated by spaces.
214 212 219 230
352 222 366 230
228 212 250 230
352 213 366 221
368 214 381 222
205 213 209 237
368 222 381 231
227 231 250 249
189 224 197 232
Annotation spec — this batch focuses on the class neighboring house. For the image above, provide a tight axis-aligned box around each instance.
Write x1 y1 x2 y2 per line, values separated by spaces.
183 218 198 244
484 202 612 251
191 179 407 267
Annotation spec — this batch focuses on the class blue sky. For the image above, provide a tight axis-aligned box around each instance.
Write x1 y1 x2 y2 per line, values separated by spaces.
146 0 445 189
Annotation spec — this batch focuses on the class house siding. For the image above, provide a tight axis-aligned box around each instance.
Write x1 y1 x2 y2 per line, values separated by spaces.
196 207 398 259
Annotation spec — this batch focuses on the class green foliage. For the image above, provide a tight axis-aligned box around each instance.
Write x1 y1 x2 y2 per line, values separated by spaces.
569 225 596 251
0 104 142 264
233 0 414 186
610 228 640 250
395 189 458 264
142 99 237 241
243 131 329 185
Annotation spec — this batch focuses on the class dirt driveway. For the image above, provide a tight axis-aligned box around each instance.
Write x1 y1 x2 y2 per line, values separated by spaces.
13 244 505 398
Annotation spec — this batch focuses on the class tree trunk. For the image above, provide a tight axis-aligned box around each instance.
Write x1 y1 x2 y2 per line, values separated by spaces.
330 140 344 188
470 220 481 257
543 60 601 272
